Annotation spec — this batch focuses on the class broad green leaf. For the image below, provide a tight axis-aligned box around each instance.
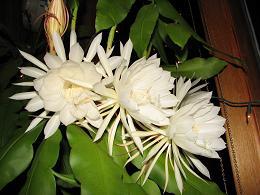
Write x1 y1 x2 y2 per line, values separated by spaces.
130 4 159 57
155 0 204 42
152 28 168 64
67 125 125 195
19 130 62 195
183 167 225 195
167 23 192 48
131 172 161 195
0 122 44 190
95 0 135 32
132 152 180 194
52 171 80 188
164 57 227 79
95 124 129 168
157 20 167 41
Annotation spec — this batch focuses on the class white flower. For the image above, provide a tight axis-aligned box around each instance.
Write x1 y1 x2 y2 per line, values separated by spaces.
123 77 226 193
10 30 103 138
90 40 177 156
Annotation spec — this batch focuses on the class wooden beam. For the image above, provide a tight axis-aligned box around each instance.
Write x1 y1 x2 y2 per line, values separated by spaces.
198 0 260 194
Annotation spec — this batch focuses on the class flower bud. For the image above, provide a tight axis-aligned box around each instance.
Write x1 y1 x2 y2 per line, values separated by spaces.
44 0 69 54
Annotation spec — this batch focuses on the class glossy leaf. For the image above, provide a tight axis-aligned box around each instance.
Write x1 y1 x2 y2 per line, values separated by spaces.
0 122 44 190
95 0 135 32
164 57 227 79
152 28 168 63
52 171 79 188
131 172 161 195
183 167 225 195
19 130 62 195
167 23 192 48
68 125 138 195
130 4 159 57
155 0 204 42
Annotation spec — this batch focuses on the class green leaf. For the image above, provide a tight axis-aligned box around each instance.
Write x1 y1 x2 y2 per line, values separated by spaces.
130 172 161 195
52 171 80 188
183 167 225 195
130 4 159 57
155 0 204 42
157 20 167 41
95 0 135 32
19 130 62 195
152 28 168 64
167 23 192 48
132 152 180 194
0 122 44 190
164 57 227 79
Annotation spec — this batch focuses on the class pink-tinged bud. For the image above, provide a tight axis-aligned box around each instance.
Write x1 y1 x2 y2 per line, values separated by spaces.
44 0 69 54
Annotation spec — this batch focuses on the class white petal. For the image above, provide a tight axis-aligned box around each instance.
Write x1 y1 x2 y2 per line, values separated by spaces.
106 46 114 58
121 39 133 66
138 104 169 126
109 56 123 70
188 153 210 178
25 111 48 132
69 43 84 62
33 77 44 91
85 33 102 62
97 46 113 77
108 114 121 155
60 105 77 125
86 117 103 128
44 113 60 139
93 83 117 99
13 82 34 86
20 67 45 78
9 92 37 100
61 77 93 89
84 102 101 120
25 95 44 112
44 53 62 69
174 159 183 193
94 104 119 141
52 32 66 62
44 98 66 112
19 50 48 71
70 29 77 48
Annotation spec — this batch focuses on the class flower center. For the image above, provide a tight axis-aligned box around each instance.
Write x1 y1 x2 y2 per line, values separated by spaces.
130 89 150 105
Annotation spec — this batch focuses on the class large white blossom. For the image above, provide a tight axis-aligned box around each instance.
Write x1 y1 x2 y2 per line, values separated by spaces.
10 30 104 138
124 77 226 193
90 39 178 155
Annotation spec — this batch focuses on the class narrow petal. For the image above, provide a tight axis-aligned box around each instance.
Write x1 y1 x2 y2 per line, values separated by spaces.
106 46 114 58
52 32 66 62
25 111 48 132
19 50 48 71
108 114 121 155
44 113 60 139
69 43 84 62
25 95 44 112
85 33 102 62
164 145 171 193
44 53 62 69
188 153 210 178
174 159 183 193
20 67 45 78
13 82 34 86
94 104 119 141
121 39 133 67
97 45 113 77
9 91 37 100
70 29 77 48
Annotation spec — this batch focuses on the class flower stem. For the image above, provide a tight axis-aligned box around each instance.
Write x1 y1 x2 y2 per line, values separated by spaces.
106 25 117 52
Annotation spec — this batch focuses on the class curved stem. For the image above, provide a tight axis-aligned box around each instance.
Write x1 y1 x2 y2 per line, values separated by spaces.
71 1 79 30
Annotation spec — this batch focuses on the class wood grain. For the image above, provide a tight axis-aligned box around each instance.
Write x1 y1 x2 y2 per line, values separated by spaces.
198 0 260 194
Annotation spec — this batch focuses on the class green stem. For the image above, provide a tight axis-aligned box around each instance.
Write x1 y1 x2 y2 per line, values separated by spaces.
106 25 117 52
71 3 79 30
143 42 152 58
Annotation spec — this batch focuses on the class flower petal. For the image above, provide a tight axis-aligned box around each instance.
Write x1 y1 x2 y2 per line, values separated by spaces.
59 104 77 125
97 45 113 77
9 91 37 100
52 32 66 62
25 111 48 132
25 95 44 112
13 82 34 86
20 67 46 78
70 29 77 48
19 50 48 71
69 43 84 63
44 113 60 139
187 153 210 178
85 33 102 62
44 52 62 69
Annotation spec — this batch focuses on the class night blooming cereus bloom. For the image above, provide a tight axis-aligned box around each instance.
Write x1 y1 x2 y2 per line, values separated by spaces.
92 39 178 155
10 30 104 138
125 77 226 193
